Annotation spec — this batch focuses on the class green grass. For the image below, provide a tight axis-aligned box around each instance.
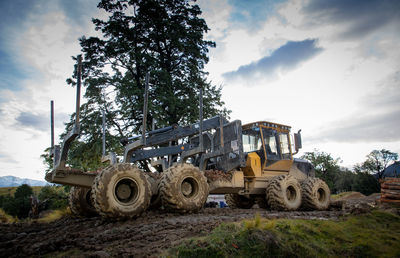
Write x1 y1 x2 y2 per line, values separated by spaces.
0 186 43 197
36 207 71 223
0 208 18 223
167 210 400 257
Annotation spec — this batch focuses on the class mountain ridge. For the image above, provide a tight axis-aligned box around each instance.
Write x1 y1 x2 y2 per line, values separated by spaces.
0 175 47 187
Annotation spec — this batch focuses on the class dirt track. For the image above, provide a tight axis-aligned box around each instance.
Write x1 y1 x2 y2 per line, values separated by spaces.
0 208 345 257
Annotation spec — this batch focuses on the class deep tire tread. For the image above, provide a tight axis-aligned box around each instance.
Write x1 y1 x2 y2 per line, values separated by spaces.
91 164 151 219
159 164 209 213
69 187 97 217
301 178 330 210
266 175 302 211
225 194 255 209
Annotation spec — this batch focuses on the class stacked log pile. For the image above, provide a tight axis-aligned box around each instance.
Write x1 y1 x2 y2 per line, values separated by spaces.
380 178 400 203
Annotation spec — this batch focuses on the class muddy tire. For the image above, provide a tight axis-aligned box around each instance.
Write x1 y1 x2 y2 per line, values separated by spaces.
301 178 330 210
254 196 269 209
69 187 97 217
266 175 302 211
225 194 254 209
146 173 162 210
91 163 151 219
159 164 209 213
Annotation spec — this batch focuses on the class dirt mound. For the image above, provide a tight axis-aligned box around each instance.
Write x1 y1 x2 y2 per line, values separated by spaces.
0 208 344 257
334 192 366 200
330 192 382 214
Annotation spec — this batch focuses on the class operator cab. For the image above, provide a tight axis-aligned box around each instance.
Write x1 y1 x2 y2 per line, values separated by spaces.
242 121 300 172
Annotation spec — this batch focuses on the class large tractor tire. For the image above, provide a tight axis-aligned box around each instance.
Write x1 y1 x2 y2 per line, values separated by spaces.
69 186 97 217
266 175 302 211
91 163 151 219
254 196 269 209
146 173 162 210
225 194 255 209
301 178 330 210
159 164 209 213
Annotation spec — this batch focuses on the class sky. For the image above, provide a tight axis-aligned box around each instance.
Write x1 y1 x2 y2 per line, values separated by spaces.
0 0 399 180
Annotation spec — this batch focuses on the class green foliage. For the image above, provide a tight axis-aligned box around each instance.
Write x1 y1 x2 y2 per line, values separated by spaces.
301 150 342 192
0 184 33 219
301 149 386 195
168 211 400 257
38 185 69 210
41 0 230 172
40 147 53 173
0 208 18 223
0 185 69 220
359 149 398 178
14 184 33 199
0 186 42 197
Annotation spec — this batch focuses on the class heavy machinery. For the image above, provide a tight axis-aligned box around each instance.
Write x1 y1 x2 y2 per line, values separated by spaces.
45 57 330 218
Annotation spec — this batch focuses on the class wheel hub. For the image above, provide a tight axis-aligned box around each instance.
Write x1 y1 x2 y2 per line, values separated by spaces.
116 184 132 200
181 178 198 198
286 186 297 201
114 178 139 204
181 181 193 197
317 188 326 202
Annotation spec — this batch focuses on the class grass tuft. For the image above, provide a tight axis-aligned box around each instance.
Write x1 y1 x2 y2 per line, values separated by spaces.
36 208 71 223
0 208 18 223
167 210 400 257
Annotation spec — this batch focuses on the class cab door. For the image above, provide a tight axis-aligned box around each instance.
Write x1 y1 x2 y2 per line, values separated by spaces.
261 127 293 173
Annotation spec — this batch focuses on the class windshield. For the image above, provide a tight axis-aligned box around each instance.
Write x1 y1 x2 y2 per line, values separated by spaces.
242 128 262 153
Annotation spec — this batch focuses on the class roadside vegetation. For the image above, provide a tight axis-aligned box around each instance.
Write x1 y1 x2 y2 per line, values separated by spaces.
0 186 42 197
0 184 69 221
302 149 398 195
167 210 400 257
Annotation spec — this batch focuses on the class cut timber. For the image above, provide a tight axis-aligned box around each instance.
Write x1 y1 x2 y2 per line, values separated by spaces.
380 178 400 203
381 185 400 190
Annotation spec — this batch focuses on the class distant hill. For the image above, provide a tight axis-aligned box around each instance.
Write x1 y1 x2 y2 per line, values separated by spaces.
0 176 47 187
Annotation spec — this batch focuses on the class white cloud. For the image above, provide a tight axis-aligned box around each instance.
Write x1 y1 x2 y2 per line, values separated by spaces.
201 0 400 167
0 1 101 180
0 0 399 180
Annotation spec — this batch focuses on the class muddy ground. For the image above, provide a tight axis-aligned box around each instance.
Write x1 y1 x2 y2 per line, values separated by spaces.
0 193 389 257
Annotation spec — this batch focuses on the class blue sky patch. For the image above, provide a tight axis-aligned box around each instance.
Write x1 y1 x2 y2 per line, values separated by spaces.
0 48 28 91
228 0 286 30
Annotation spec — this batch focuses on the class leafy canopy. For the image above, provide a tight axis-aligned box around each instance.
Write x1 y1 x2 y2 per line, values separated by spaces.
46 0 230 171
360 149 398 177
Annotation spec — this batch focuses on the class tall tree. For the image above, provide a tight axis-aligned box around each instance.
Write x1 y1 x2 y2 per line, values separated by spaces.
56 0 229 171
361 149 398 178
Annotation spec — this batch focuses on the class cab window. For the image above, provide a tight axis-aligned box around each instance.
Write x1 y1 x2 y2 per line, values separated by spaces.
279 133 291 159
242 128 262 153
262 128 279 160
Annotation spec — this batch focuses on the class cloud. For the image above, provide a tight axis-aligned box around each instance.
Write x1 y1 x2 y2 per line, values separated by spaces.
309 71 400 143
312 109 400 143
0 152 18 164
0 0 99 95
303 0 400 39
14 112 49 131
228 0 286 30
58 0 99 25
0 0 35 31
223 39 322 83
13 110 69 132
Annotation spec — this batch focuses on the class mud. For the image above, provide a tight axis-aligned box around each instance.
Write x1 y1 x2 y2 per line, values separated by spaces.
0 208 345 257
